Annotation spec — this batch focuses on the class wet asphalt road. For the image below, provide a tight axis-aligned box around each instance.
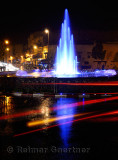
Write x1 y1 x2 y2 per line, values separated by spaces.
0 95 118 160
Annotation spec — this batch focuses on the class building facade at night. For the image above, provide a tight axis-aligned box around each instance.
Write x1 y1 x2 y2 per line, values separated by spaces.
2 30 118 70
6 42 118 70
48 42 118 70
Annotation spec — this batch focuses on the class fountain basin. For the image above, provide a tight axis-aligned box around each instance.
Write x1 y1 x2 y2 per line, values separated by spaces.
0 74 118 94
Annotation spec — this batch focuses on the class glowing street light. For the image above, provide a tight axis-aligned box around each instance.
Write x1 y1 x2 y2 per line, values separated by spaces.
6 47 10 51
45 29 49 57
5 47 10 63
5 40 9 45
45 29 49 45
45 29 49 34
33 45 38 50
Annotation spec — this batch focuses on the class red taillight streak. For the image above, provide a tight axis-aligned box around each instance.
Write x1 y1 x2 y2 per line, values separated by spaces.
0 110 41 120
14 110 118 137
22 81 118 86
87 93 118 95
88 116 118 122
52 96 118 111
1 96 118 120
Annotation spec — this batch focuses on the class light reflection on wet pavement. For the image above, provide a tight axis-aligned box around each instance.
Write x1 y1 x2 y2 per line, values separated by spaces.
0 95 118 160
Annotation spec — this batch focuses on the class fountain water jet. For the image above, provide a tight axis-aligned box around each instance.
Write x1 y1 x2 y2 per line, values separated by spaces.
55 9 78 77
16 9 116 78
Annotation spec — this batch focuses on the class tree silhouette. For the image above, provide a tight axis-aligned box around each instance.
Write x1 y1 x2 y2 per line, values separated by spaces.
92 41 106 60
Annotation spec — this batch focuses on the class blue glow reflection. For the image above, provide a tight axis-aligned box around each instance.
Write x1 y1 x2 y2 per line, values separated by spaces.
56 98 76 147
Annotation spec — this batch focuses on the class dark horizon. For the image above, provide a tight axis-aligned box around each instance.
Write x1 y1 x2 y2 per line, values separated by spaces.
1 1 118 43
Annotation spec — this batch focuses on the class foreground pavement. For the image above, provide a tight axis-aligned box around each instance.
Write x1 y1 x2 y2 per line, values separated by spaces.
0 94 118 160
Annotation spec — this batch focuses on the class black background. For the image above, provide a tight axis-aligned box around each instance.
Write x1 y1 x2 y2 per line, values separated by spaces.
0 0 118 41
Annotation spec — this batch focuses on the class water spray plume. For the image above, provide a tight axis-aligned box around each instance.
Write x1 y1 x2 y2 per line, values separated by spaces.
55 9 78 76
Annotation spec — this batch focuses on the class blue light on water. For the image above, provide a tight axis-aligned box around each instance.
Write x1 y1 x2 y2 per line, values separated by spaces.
56 98 76 147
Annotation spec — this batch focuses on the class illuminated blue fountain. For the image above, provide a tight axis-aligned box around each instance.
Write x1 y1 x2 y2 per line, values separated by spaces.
55 9 78 77
16 9 117 78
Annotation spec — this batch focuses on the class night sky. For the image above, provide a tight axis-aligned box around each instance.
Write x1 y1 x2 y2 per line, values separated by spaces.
1 0 118 42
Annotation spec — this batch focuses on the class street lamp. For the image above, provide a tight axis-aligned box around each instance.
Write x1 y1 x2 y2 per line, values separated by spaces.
45 29 49 59
6 47 10 63
33 45 38 50
6 47 10 51
45 29 49 45
5 40 9 45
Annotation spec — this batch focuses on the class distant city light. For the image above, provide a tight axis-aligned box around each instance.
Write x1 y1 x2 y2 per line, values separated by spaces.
6 47 10 51
45 29 49 34
33 45 38 49
4 40 9 45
